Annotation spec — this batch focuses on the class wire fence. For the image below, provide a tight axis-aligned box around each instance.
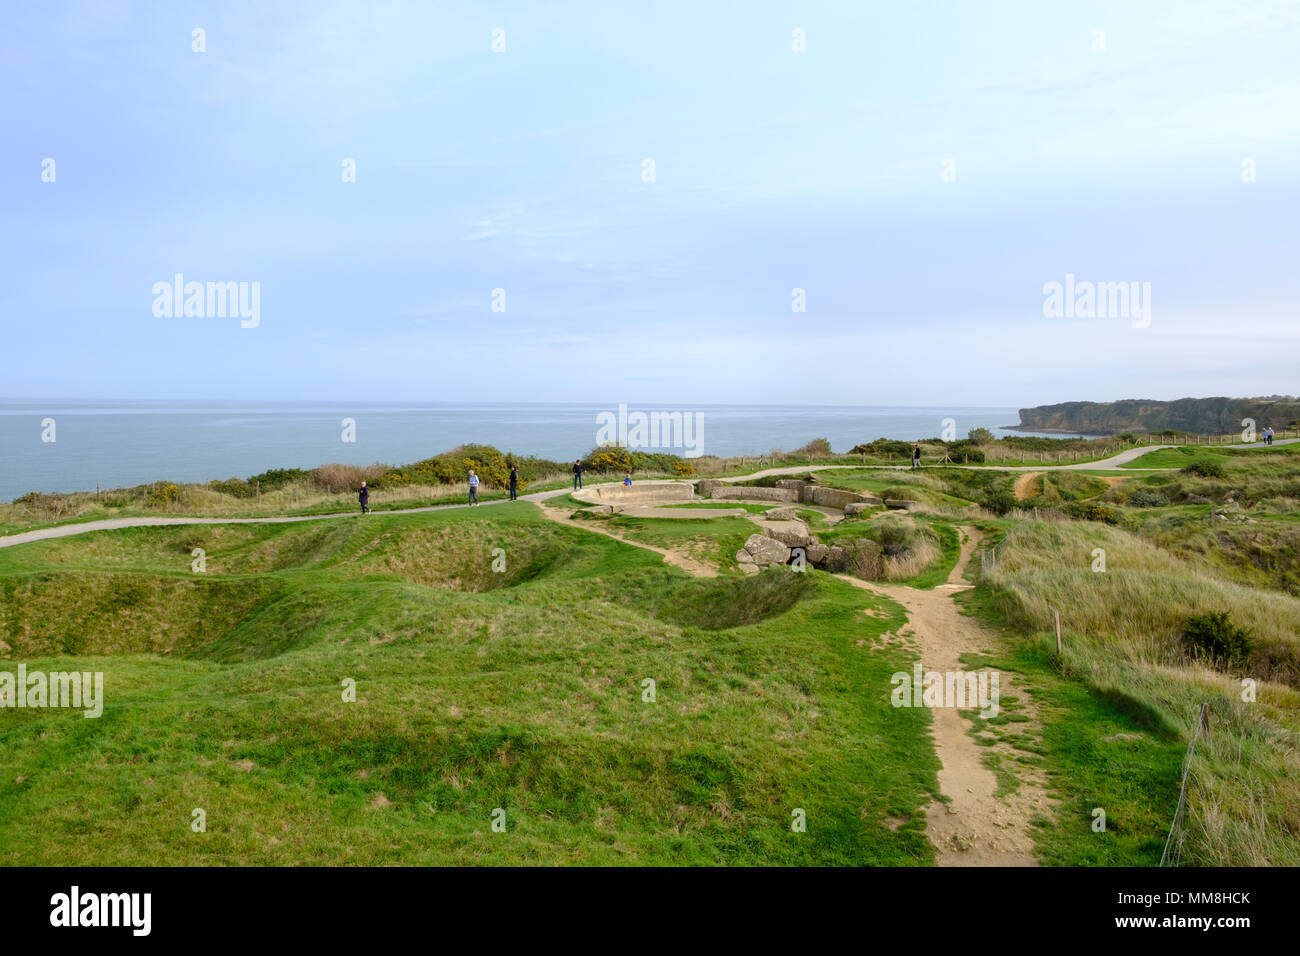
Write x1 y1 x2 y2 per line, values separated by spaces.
1160 702 1210 867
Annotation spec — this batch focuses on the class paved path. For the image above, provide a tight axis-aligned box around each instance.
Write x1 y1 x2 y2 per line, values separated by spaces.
4 438 1293 550
0 488 576 550
713 438 1298 481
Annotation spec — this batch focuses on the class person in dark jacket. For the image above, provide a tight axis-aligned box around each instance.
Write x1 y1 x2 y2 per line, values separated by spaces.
359 481 369 514
509 464 519 500
572 459 584 490
911 443 921 469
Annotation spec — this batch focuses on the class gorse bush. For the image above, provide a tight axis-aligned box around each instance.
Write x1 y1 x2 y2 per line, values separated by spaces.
586 445 634 474
147 482 182 507
583 446 697 475
1180 611 1255 669
849 438 913 458
381 445 510 489
1063 501 1120 524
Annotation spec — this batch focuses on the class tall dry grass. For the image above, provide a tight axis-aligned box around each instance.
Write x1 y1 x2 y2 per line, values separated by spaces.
982 518 1300 865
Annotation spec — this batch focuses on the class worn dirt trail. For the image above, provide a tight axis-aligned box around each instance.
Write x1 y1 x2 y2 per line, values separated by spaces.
1013 472 1042 501
538 505 719 577
547 505 1055 865
838 528 1053 865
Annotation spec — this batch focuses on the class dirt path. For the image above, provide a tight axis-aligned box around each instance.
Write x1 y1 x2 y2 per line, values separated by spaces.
838 528 1053 865
538 506 718 577
1012 472 1042 501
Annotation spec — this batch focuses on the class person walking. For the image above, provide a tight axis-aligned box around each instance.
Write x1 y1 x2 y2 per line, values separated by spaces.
572 459 584 490
509 463 519 500
358 481 370 514
468 469 480 506
911 443 921 470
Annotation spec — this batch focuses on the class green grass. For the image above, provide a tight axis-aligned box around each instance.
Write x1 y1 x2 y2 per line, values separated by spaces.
950 627 1185 865
7 448 1300 867
970 517 1300 864
1121 443 1300 469
0 504 939 865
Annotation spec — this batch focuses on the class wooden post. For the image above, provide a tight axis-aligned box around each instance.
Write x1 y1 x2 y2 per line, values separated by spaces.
1199 702 1210 734
1054 610 1062 655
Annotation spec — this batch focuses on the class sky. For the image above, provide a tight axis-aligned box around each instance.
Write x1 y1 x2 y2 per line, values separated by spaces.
2 0 1297 407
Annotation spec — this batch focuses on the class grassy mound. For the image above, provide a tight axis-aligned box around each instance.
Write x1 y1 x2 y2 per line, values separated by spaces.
0 504 938 866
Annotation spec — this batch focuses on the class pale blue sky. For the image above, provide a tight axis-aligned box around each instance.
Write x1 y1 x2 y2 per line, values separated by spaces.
2 0 1297 406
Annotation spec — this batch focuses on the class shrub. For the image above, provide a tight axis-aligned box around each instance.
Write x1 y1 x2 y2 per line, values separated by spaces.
147 482 182 507
1180 611 1254 669
967 427 995 444
944 439 986 463
13 491 76 518
833 518 940 582
880 486 920 501
209 477 255 498
1182 458 1227 479
380 445 506 489
586 445 634 474
1063 501 1120 524
849 438 912 458
792 437 832 458
631 450 691 474
848 539 886 579
316 462 390 494
982 487 1017 516
1127 489 1170 508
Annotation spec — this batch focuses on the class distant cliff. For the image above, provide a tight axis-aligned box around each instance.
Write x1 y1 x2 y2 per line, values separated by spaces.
1015 397 1300 435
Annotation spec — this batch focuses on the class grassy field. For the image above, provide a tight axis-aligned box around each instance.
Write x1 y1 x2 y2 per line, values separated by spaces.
4 438 1300 866
0 505 941 865
1120 442 1300 469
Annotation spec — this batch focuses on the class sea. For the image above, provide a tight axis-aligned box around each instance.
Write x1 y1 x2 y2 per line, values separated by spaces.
0 400 1071 502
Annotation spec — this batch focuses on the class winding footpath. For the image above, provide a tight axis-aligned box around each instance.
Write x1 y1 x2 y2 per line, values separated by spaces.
2 438 1292 551
836 530 1052 864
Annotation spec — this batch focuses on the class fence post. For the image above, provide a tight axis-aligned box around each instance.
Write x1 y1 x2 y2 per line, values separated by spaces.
1199 701 1210 734
1054 609 1062 655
